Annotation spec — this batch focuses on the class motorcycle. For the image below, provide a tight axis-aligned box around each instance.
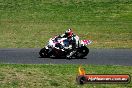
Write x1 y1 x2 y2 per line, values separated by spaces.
39 36 92 59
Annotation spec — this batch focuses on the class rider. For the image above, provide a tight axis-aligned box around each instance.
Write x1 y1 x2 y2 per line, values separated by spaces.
56 29 79 58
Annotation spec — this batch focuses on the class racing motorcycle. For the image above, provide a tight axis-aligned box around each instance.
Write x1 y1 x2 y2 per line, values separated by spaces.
39 36 92 59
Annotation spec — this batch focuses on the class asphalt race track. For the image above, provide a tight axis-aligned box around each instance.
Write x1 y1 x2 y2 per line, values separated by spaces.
0 48 132 66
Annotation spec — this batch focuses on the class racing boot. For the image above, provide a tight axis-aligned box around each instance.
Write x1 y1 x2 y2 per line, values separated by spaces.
66 50 76 59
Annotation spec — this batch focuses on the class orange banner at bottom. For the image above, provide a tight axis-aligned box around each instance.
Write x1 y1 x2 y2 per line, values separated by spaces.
76 74 131 84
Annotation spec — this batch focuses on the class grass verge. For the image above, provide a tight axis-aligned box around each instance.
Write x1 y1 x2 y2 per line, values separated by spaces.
0 64 131 88
0 0 132 48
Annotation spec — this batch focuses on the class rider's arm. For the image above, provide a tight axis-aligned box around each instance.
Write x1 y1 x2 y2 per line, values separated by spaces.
53 34 65 42
60 34 65 38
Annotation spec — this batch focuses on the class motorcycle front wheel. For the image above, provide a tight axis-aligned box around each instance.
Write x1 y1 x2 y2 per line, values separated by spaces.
75 46 89 58
39 48 49 58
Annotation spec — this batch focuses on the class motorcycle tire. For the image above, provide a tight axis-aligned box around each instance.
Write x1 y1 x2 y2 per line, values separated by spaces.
39 48 49 58
75 46 89 58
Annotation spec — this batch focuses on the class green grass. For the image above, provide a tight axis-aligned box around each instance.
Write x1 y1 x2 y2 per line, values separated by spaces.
0 1 131 88
0 64 131 88
0 0 132 48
